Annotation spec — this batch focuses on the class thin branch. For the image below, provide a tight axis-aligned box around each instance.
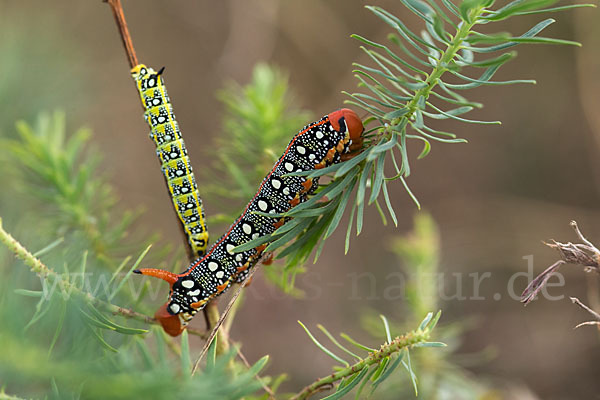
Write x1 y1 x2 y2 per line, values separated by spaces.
291 330 431 400
105 0 138 68
191 265 259 375
570 296 600 320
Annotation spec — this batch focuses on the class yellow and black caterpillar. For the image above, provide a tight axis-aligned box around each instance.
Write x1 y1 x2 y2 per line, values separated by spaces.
131 65 209 257
135 104 364 336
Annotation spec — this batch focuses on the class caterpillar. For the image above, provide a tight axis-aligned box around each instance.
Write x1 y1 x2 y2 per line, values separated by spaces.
135 109 364 336
131 64 209 257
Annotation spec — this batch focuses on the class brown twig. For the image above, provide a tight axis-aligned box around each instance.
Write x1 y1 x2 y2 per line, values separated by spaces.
191 265 259 375
105 0 138 68
570 297 600 330
521 221 600 304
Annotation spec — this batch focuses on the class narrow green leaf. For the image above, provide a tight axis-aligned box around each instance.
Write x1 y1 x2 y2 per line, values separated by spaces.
322 367 369 400
345 202 357 254
419 312 434 331
514 3 596 16
298 321 349 367
324 183 354 239
341 332 376 352
87 304 148 335
136 339 155 369
14 289 43 297
355 367 378 399
86 325 118 353
32 237 64 257
380 315 392 343
414 342 447 347
265 216 314 253
317 324 361 361
24 297 52 331
381 182 398 227
247 355 270 376
370 357 390 382
335 150 370 179
484 0 559 21
47 300 66 357
403 349 418 395
466 18 556 53
371 352 405 391
368 154 386 204
109 244 152 301
400 176 421 209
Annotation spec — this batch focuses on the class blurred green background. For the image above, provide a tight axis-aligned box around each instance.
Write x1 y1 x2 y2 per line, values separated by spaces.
0 0 599 399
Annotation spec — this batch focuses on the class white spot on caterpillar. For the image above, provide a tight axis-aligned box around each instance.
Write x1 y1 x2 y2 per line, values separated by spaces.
182 280 194 289
148 78 156 87
252 233 259 240
236 254 243 262
243 223 252 235
285 162 294 172
309 154 316 161
226 243 235 254
316 131 324 139
176 170 184 176
208 261 219 271
258 200 268 211
216 271 224 279
271 179 281 189
188 289 200 296
158 116 166 124
296 145 306 154
152 98 161 106
170 303 180 313
283 187 290 196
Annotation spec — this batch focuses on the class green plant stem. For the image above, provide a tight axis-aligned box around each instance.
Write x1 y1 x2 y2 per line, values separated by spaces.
291 330 431 400
0 217 208 338
390 7 484 129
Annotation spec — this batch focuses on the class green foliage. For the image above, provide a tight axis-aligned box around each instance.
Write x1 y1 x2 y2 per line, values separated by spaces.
1 111 149 268
0 113 270 399
294 312 444 399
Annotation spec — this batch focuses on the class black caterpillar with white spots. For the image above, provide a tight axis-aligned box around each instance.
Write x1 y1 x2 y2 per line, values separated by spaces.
136 109 364 336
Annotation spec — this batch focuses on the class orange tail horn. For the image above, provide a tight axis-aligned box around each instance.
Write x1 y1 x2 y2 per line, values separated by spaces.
134 268 178 285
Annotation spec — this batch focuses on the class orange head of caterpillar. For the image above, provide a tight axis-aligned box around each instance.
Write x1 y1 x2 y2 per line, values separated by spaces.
134 267 206 336
327 108 365 148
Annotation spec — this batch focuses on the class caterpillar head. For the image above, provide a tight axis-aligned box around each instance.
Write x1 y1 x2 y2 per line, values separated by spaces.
131 64 165 91
134 268 207 336
327 108 364 147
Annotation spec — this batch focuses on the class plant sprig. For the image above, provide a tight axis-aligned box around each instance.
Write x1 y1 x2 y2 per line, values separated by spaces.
235 0 594 284
291 312 444 399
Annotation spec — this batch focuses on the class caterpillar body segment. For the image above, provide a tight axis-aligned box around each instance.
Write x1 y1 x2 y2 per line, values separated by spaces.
136 109 365 336
131 64 209 257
